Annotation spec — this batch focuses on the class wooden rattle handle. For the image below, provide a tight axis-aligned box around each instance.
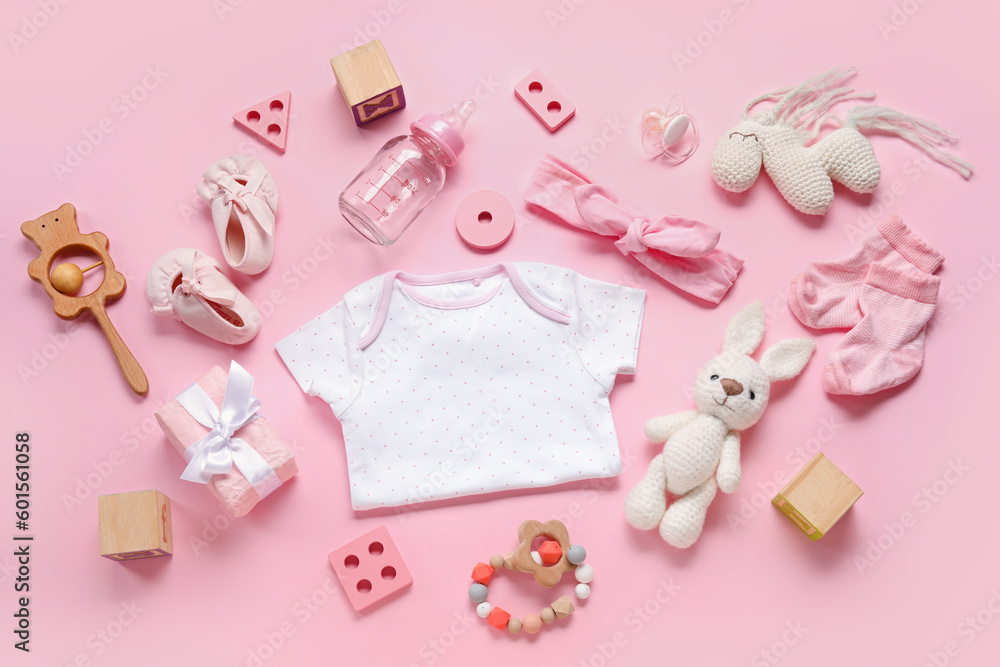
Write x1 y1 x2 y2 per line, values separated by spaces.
91 306 149 396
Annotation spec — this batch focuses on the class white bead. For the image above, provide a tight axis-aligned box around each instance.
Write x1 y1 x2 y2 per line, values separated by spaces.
575 583 591 599
476 602 492 618
575 563 594 583
531 551 542 565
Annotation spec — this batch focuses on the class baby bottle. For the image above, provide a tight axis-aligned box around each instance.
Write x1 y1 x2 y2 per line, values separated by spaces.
339 98 477 246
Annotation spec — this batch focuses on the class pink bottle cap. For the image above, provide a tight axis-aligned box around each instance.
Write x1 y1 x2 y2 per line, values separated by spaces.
410 98 476 166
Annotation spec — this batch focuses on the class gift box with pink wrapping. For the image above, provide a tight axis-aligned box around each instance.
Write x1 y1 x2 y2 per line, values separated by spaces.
154 360 297 517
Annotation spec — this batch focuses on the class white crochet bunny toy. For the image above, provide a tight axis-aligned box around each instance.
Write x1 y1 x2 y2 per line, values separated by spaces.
624 302 815 548
712 67 973 215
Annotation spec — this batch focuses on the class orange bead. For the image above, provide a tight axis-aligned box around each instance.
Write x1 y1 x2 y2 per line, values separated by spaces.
487 607 511 630
471 561 495 585
523 614 543 634
538 540 562 564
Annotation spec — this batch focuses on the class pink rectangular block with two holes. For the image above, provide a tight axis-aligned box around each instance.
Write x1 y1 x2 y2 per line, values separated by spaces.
329 525 412 612
514 69 576 132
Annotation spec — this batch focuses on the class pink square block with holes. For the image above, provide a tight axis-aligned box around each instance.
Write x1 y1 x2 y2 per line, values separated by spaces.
328 525 412 612
514 69 576 132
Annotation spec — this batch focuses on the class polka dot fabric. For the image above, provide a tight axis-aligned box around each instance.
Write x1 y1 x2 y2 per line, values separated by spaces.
276 262 645 510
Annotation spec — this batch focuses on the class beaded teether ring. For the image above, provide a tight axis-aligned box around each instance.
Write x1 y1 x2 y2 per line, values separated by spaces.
468 520 594 635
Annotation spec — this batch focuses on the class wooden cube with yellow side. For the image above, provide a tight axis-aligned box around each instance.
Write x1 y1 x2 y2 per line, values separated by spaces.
772 453 862 540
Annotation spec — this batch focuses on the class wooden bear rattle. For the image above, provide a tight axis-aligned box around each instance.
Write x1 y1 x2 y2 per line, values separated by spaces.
21 204 148 395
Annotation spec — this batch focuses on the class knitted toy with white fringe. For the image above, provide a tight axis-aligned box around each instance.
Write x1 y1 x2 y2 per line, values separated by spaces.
711 67 973 215
624 302 815 548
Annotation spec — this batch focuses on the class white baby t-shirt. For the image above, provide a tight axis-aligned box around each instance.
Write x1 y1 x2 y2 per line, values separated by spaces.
276 262 645 510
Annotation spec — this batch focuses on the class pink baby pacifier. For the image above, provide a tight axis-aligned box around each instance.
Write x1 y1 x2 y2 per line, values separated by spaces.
640 95 699 164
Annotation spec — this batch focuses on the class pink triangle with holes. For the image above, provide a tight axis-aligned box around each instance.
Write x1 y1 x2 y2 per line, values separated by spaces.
233 90 290 153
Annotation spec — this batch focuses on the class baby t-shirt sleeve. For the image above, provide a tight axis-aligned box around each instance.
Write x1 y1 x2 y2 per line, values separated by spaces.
566 270 645 389
515 263 645 391
276 300 363 417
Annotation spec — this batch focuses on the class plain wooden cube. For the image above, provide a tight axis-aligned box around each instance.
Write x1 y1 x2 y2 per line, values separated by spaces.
330 40 405 125
99 490 172 561
772 453 862 540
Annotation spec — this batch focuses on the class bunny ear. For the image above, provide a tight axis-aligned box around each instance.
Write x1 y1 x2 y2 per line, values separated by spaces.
760 338 816 381
723 301 766 355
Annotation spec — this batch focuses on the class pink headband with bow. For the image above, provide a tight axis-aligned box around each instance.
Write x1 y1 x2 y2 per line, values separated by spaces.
525 155 743 303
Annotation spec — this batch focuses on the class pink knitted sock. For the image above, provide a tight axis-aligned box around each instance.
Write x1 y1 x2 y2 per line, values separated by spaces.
788 216 943 329
822 264 940 396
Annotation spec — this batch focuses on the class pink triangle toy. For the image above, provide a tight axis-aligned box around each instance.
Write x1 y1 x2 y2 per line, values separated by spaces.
233 90 291 153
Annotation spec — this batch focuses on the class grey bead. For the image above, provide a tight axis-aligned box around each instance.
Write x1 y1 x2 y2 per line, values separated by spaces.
567 545 586 565
469 583 488 603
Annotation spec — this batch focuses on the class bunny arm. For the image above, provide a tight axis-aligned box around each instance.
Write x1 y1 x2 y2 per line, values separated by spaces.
715 431 742 494
644 410 699 444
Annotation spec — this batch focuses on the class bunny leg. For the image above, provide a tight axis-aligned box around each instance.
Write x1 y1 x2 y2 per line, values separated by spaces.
625 454 669 530
658 477 718 548
817 127 880 193
767 149 835 215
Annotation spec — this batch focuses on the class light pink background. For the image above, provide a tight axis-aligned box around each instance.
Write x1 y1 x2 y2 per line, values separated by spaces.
4 1 999 665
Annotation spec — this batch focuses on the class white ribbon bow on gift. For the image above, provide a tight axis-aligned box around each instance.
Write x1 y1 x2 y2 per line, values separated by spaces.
175 360 281 498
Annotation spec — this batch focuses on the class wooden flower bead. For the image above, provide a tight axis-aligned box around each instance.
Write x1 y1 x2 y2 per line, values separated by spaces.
507 519 575 587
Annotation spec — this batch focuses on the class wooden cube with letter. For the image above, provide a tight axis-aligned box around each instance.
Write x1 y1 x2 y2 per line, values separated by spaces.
330 40 405 125
772 453 862 540
99 490 172 561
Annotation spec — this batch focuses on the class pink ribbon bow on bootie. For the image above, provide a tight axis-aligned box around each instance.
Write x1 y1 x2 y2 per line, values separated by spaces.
525 155 743 304
214 164 275 236
171 250 238 309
